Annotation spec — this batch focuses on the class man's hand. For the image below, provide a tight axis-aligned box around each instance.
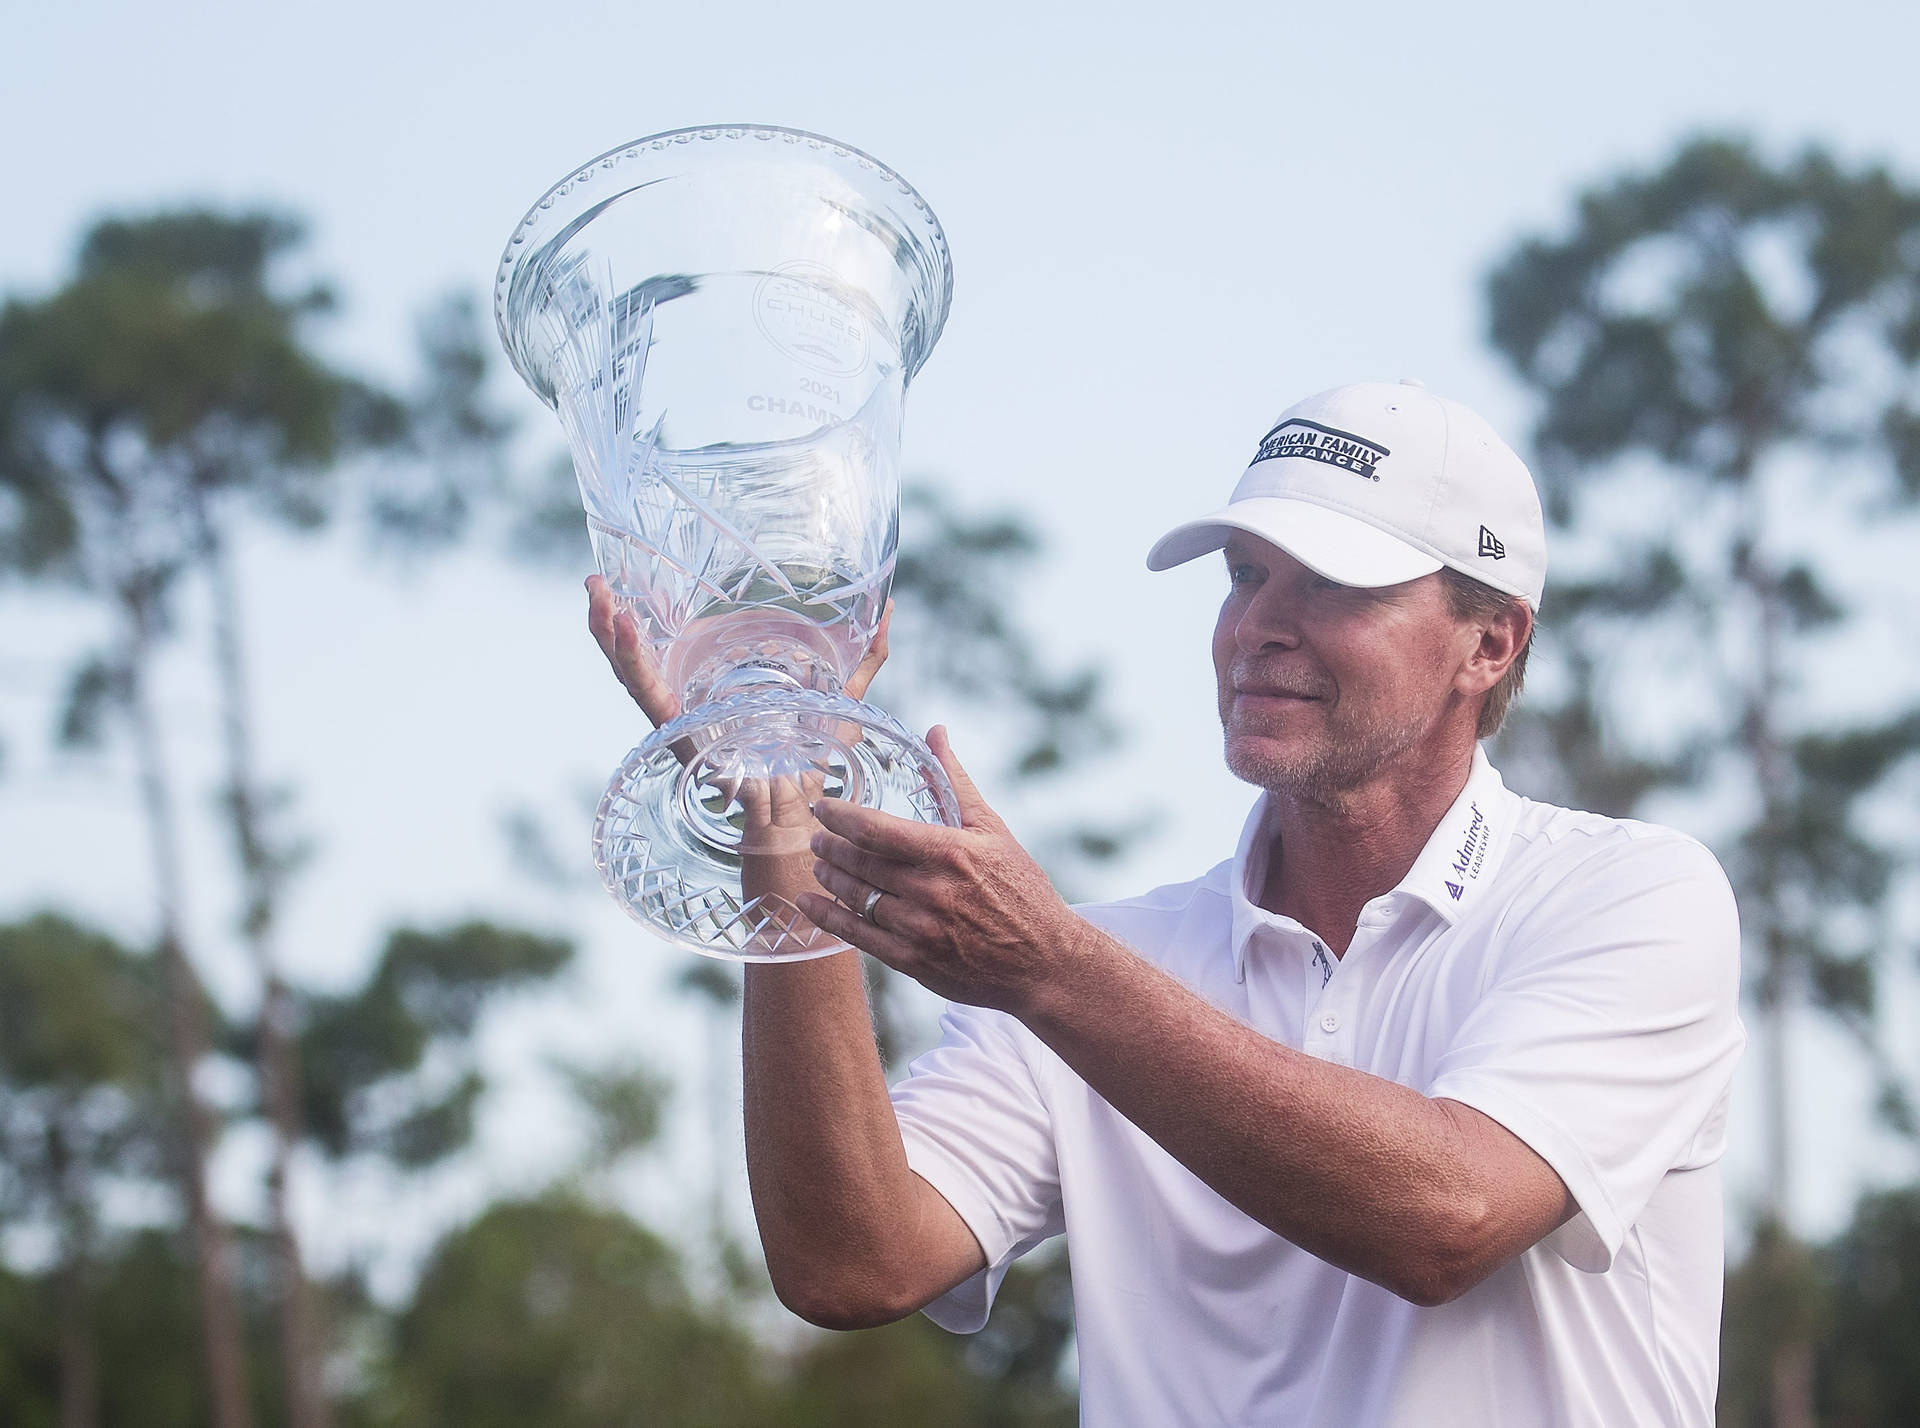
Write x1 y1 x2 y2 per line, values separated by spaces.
796 726 1090 1014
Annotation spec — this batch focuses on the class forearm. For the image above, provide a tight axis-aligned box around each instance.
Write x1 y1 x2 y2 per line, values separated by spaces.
740 952 932 1321
1024 926 1553 1304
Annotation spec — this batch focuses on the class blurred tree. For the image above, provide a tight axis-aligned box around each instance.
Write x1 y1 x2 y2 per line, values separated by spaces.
0 1220 356 1428
554 1054 672 1172
372 1195 769 1428
777 1252 1076 1428
1720 1184 1920 1428
0 914 168 1428
2 208 352 1428
0 916 571 1428
0 280 253 1428
0 209 513 1428
1486 135 1920 1428
1720 1218 1827 1428
0 1257 58 1428
290 922 573 1172
1816 1186 1920 1426
672 960 748 1282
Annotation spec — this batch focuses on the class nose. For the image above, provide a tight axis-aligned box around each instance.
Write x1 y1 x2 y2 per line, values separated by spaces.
1232 581 1304 655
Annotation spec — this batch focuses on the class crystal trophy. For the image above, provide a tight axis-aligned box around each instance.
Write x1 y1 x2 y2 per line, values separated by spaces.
494 125 959 960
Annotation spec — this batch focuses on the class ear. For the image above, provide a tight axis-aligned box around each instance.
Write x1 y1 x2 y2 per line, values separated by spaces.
1453 599 1532 699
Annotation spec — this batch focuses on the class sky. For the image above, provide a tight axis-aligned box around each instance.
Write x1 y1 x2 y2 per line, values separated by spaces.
4 0 1920 1286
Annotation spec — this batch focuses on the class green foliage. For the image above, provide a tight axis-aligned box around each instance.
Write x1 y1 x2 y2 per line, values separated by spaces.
1720 1190 1920 1428
0 914 170 1230
0 919 264 1428
1818 1187 1920 1426
54 651 119 749
0 208 356 585
294 922 573 1166
1489 138 1920 488
357 1196 1074 1428
364 293 516 553
374 1196 770 1428
553 1058 671 1168
0 206 500 598
779 1254 1076 1428
0 1223 369 1428
89 1230 251 1428
882 486 1115 789
0 913 163 1090
1720 1220 1826 1427
0 1259 58 1428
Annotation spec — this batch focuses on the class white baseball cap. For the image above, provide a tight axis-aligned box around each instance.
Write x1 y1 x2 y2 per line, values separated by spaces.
1147 380 1547 609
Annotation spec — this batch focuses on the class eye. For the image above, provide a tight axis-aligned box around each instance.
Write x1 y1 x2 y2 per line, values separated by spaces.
1227 561 1261 587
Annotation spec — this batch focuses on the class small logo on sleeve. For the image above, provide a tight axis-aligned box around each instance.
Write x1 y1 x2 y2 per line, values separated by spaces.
1252 420 1391 481
1477 526 1506 560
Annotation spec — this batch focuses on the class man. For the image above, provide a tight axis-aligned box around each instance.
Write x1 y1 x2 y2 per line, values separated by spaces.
587 379 1745 1426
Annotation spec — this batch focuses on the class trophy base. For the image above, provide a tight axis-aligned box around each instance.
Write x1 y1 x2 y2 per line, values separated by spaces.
594 688 962 961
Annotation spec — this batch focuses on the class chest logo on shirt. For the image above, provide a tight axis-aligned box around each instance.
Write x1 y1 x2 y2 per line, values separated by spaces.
1445 801 1490 901
1251 419 1391 481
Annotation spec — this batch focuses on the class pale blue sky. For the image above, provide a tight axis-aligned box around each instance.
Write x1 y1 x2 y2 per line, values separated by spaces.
5 0 1920 1285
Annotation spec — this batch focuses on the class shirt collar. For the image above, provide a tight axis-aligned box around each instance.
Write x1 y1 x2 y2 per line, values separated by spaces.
1228 793 1283 982
1227 746 1518 981
1397 746 1517 922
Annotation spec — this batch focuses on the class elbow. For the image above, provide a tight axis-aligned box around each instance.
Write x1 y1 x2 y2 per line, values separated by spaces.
1391 1268 1470 1309
1388 1197 1502 1308
769 1262 921 1332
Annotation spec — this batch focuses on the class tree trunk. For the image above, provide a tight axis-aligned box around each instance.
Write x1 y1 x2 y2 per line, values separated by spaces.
123 586 255 1428
707 1000 729 1263
194 495 331 1428
47 1118 100 1428
1736 531 1817 1428
54 1252 99 1428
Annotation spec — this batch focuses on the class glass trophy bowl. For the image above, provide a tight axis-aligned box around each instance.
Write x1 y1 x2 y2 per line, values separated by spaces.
494 125 960 961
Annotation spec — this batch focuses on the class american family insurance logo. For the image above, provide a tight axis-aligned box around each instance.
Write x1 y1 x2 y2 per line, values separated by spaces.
1251 419 1391 481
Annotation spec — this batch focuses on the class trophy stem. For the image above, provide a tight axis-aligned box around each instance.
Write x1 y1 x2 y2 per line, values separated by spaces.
667 606 858 710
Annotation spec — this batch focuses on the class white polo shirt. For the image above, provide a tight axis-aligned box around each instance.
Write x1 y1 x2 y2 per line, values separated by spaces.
890 750 1745 1427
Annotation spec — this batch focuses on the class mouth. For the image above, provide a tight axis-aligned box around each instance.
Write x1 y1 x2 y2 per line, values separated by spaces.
1233 686 1324 702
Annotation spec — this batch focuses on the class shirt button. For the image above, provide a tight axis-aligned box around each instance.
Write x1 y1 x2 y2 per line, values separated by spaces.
1320 1012 1340 1033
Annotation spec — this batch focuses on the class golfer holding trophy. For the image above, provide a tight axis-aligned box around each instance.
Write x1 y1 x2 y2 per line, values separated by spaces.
496 126 1743 1427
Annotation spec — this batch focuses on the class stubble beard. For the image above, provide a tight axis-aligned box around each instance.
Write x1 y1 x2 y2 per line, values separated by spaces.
1221 696 1433 809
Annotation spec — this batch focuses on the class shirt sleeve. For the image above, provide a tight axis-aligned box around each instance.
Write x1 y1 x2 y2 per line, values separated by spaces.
890 1001 1065 1332
1425 829 1746 1273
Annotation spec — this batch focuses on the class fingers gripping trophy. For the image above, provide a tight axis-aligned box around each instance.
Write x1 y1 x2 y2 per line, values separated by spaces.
494 126 960 961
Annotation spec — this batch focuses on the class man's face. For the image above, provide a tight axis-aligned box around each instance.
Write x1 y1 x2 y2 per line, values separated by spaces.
1212 534 1481 801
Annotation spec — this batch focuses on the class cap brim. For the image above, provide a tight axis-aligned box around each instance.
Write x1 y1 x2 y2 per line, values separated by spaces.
1146 496 1444 586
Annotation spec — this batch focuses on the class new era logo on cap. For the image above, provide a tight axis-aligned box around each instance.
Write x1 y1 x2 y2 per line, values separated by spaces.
1478 526 1506 560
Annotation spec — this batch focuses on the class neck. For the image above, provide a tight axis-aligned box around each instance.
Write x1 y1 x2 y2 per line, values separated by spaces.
1256 742 1476 956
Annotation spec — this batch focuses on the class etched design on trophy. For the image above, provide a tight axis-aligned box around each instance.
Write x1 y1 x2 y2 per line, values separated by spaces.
753 261 873 378
495 125 957 960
